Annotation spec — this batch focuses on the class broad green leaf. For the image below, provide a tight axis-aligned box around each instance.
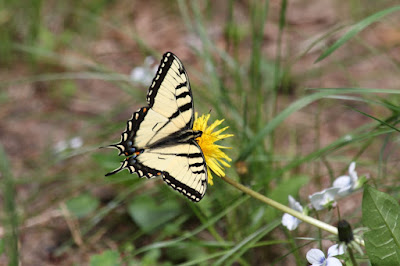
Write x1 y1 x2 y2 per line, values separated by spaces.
316 5 400 62
128 195 181 233
362 185 400 265
66 194 99 218
90 250 121 266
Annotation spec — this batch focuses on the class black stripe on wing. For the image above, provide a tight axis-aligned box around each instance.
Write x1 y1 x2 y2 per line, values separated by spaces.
146 52 195 128
163 141 207 202
163 172 205 202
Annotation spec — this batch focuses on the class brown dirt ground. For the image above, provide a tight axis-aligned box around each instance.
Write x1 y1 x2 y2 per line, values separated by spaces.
1 0 400 265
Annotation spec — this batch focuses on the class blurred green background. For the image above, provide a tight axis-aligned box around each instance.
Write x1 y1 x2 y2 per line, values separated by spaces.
1 0 400 265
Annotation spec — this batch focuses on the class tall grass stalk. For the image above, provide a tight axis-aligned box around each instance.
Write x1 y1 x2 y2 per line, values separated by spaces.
0 145 19 265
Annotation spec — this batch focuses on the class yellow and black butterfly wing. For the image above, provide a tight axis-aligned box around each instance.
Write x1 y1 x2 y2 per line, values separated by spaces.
106 52 208 202
109 52 194 155
106 141 207 202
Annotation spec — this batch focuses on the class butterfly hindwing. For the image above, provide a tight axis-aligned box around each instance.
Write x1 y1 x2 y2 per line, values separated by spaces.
138 141 207 202
107 140 207 202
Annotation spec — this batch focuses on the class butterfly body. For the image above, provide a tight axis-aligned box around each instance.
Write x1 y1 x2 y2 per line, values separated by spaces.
106 52 208 202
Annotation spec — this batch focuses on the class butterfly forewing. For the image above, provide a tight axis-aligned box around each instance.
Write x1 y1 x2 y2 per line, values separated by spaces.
147 52 194 129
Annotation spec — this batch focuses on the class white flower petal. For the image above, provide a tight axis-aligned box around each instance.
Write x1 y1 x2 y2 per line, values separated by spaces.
306 249 325 264
333 176 353 196
288 195 303 212
282 213 300 231
325 257 342 266
54 140 68 153
348 162 356 174
327 244 345 257
144 56 155 66
309 187 340 210
70 137 83 149
333 176 351 188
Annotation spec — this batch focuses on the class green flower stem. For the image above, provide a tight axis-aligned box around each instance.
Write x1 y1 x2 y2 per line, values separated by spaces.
220 175 365 247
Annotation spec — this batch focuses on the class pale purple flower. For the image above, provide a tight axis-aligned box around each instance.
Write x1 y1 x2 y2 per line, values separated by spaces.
309 187 340 211
306 244 345 266
282 195 303 231
333 162 359 197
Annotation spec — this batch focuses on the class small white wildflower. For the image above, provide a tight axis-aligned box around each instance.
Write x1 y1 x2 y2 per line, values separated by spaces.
333 162 364 197
130 56 157 86
306 244 345 266
282 195 303 231
343 135 353 141
70 137 83 149
309 187 340 211
54 137 83 153
54 140 68 153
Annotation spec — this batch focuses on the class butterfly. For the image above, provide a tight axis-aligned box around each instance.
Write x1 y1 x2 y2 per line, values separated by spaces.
105 52 208 202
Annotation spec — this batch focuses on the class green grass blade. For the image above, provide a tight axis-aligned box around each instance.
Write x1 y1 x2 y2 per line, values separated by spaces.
131 195 250 256
238 87 400 161
237 91 338 161
214 220 281 265
348 107 400 133
0 145 19 265
315 5 400 62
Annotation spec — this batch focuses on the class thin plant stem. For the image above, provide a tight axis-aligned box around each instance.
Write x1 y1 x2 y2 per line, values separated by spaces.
348 246 358 266
220 175 365 247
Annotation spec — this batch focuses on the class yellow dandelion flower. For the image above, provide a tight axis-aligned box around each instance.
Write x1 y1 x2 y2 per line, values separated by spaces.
193 113 233 185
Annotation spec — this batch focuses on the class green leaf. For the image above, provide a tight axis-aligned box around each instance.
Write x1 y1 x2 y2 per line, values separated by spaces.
316 5 400 62
89 250 121 266
128 195 181 233
362 185 400 265
66 194 99 218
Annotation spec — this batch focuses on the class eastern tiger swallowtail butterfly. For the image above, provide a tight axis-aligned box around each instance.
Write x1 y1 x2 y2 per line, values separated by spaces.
105 52 207 202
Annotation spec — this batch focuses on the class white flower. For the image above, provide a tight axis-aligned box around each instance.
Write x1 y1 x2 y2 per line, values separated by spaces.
130 56 158 86
306 244 345 266
54 137 83 153
70 137 83 149
309 187 340 211
282 195 303 231
333 162 359 197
